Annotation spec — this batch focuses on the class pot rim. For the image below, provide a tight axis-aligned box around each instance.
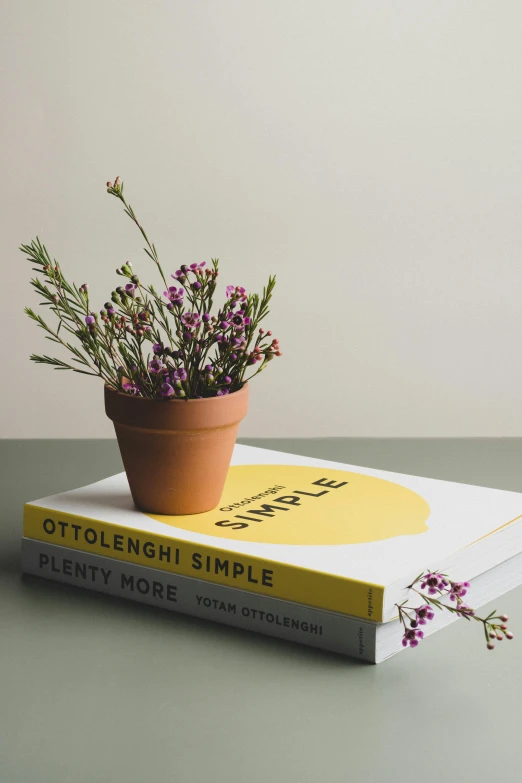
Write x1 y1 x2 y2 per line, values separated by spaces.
104 380 248 404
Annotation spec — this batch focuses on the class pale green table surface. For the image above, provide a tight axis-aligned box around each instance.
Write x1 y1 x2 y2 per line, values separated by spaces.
2 438 522 782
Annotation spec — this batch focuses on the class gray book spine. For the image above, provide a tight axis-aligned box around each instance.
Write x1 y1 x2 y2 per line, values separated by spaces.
21 538 378 662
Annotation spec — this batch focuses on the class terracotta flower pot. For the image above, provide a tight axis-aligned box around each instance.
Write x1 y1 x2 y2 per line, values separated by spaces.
105 383 249 515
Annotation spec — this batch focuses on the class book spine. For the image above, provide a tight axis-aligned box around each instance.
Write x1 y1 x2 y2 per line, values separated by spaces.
23 505 384 621
21 538 378 662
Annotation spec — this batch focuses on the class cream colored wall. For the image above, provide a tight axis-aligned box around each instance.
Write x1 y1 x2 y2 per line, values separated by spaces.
2 1 522 438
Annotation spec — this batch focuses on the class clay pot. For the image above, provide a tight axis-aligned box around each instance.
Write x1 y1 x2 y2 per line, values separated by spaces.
105 383 249 515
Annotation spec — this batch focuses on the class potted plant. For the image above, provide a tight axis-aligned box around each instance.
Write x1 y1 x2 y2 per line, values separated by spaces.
21 177 281 515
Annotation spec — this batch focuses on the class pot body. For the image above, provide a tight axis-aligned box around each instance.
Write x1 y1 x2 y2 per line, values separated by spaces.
105 384 249 515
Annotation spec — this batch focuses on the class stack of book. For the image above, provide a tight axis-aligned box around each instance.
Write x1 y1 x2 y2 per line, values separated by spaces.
21 445 522 663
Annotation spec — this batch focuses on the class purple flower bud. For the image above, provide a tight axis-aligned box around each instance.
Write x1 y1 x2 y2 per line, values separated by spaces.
153 343 164 355
85 315 95 325
223 376 231 384
231 353 237 361
216 388 230 396
192 281 202 291
202 313 211 323
190 263 198 270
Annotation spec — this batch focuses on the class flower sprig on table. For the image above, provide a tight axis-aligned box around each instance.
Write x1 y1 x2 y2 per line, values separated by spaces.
397 571 513 651
21 176 281 399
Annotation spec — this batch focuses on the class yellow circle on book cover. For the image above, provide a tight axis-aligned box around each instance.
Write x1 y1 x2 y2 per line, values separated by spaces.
145 464 430 545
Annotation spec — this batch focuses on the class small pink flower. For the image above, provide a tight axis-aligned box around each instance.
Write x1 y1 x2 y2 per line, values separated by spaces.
163 286 184 306
160 383 174 397
229 310 251 330
226 285 247 302
420 573 448 595
181 312 201 329
148 358 163 374
449 581 470 602
414 605 435 625
402 628 424 648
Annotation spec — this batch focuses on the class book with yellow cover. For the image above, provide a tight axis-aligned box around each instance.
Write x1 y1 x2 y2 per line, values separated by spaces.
23 444 522 623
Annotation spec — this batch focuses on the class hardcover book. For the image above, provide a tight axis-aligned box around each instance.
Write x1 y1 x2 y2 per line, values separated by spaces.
23 445 522 623
21 538 522 663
